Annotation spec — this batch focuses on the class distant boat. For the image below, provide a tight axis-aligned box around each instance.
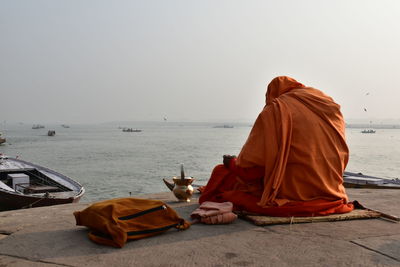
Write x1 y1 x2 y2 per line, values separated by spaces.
122 128 142 132
61 124 70 128
361 94 375 134
344 171 400 189
32 124 45 129
213 125 234 128
361 129 376 134
0 155 85 210
47 130 56 136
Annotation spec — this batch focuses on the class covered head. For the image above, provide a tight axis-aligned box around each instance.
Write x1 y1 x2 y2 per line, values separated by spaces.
266 76 305 105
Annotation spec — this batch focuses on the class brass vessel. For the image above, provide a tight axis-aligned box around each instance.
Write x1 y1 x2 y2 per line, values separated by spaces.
163 164 195 202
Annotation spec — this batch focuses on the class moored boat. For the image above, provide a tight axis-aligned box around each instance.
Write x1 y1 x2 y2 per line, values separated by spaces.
344 171 400 189
0 154 85 210
0 132 5 144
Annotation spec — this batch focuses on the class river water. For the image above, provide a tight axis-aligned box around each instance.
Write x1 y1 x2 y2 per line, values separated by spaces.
1 122 399 203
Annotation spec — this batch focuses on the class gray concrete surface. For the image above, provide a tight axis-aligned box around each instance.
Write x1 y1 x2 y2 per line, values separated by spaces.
0 189 399 267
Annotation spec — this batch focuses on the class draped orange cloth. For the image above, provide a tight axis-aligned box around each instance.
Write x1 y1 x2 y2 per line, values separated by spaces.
199 76 354 217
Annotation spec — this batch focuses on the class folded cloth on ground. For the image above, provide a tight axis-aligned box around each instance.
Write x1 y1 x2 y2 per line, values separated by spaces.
191 201 237 224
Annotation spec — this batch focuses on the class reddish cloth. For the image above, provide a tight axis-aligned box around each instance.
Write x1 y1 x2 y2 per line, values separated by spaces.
228 157 264 182
199 164 262 204
199 164 353 217
190 201 237 224
200 76 354 217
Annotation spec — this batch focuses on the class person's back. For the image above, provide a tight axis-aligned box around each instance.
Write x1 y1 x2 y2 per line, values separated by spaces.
200 76 353 217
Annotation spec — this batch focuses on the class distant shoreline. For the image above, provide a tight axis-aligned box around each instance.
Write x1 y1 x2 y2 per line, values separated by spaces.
2 121 400 129
346 124 400 129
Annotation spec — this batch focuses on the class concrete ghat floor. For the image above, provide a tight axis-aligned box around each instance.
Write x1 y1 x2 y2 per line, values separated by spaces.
0 189 399 267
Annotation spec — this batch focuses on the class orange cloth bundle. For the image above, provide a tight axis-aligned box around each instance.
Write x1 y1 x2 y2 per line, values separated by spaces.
190 201 237 224
74 198 190 248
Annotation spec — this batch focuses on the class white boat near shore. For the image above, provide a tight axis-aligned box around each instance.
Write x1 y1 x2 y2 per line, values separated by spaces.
0 154 85 210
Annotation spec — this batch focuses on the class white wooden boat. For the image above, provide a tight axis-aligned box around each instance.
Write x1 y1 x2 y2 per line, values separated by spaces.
0 154 85 210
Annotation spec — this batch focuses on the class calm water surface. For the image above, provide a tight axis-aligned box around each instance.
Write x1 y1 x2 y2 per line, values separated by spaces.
1 122 399 203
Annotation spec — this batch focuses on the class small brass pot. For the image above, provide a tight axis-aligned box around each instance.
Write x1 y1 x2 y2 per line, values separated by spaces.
171 177 195 202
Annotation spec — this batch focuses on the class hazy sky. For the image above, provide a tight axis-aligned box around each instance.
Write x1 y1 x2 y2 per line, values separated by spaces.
1 0 399 124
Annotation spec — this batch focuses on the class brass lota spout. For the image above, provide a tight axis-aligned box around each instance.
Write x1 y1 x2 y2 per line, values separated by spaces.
163 179 175 191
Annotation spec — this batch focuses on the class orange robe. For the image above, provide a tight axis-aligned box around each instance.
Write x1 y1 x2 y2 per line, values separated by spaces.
199 76 353 217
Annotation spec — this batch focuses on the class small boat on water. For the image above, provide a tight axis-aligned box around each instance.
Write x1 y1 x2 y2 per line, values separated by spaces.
0 154 85 210
361 129 376 134
47 130 56 136
61 124 70 128
32 124 45 129
122 128 142 132
344 171 400 189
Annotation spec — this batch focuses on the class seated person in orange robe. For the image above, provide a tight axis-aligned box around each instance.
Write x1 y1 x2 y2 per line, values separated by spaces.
199 76 354 217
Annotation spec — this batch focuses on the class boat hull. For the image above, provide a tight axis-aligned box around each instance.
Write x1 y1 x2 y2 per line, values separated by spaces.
343 171 400 189
343 182 400 189
0 189 84 210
